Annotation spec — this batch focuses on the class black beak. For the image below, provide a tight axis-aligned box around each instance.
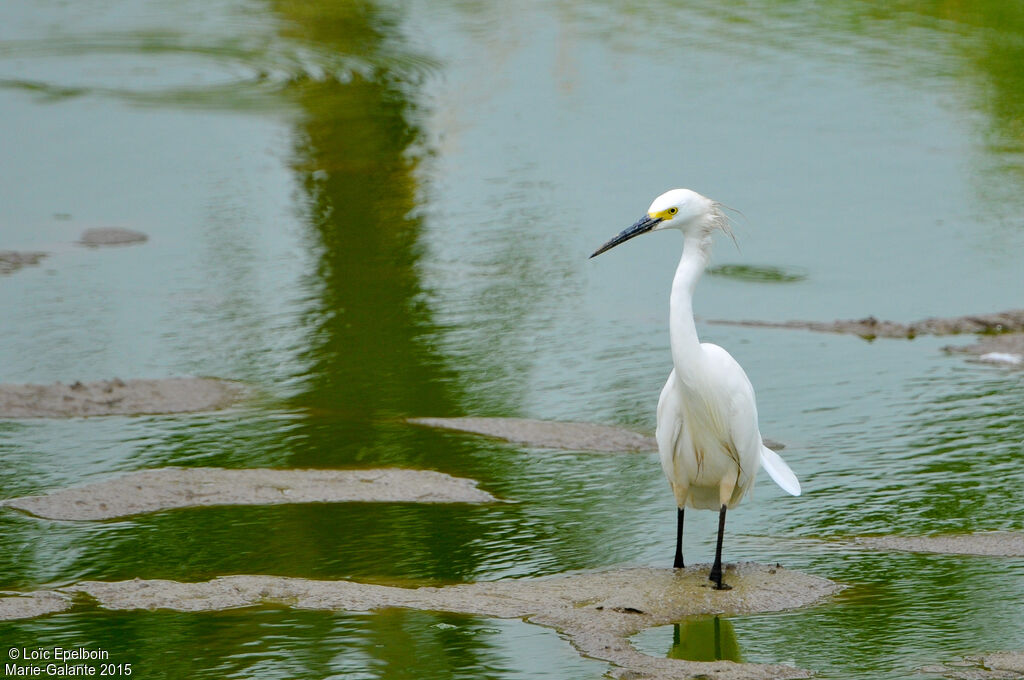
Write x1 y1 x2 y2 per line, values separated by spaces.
589 214 663 258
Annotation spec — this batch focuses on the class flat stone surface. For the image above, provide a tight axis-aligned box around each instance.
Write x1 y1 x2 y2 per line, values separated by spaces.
79 227 148 246
857 533 1024 557
409 417 785 453
1 564 840 680
0 591 70 621
921 652 1024 679
2 467 499 520
0 377 244 418
0 250 47 274
709 309 1024 339
409 416 658 452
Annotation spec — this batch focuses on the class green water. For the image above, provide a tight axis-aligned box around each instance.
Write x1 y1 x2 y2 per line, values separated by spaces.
1 1 1023 678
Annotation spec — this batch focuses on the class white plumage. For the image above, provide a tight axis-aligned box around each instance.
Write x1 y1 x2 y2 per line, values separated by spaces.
591 188 800 589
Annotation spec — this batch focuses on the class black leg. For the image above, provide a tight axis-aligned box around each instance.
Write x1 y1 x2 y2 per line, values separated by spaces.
709 504 731 590
673 507 685 568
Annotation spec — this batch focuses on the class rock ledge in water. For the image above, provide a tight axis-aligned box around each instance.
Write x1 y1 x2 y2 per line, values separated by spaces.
2 467 499 520
944 334 1024 369
409 416 658 452
0 250 47 274
0 564 840 680
78 228 148 246
409 417 786 454
857 532 1024 557
0 377 244 418
921 651 1024 679
709 309 1024 339
0 591 70 621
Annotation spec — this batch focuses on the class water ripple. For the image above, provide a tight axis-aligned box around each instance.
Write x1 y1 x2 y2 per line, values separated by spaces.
0 30 440 110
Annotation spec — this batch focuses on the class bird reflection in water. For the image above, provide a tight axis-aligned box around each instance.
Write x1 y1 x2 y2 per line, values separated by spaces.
669 616 742 663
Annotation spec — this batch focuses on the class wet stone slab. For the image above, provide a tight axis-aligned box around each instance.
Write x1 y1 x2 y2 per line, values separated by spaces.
709 309 1024 339
945 334 1024 368
857 533 1024 557
921 652 1024 679
1 467 499 520
0 377 244 418
0 250 47 274
78 227 148 246
0 591 70 621
0 564 840 680
409 416 658 452
409 417 785 454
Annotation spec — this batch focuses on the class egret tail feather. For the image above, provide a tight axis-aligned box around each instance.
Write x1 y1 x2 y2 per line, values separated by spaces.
759 446 801 496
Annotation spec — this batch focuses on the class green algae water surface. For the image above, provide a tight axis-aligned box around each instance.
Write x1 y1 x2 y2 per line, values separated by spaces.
1 1 1022 678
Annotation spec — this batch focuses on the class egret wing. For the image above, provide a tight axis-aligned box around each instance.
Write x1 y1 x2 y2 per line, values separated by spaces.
701 344 762 470
656 370 684 477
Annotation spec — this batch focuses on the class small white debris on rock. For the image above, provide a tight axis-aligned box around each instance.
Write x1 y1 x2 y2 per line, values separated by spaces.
978 352 1023 365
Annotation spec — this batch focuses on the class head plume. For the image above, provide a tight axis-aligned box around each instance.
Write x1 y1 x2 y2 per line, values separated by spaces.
708 200 738 249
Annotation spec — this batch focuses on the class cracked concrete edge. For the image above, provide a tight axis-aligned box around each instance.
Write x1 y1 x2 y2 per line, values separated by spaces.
1 467 500 521
0 564 841 680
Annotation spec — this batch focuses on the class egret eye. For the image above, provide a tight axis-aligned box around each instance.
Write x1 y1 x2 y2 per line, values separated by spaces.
668 207 678 215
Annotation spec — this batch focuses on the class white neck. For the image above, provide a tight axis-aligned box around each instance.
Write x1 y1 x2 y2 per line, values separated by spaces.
669 233 712 378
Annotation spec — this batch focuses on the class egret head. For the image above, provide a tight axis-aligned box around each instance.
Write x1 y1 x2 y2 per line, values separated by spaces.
589 188 730 258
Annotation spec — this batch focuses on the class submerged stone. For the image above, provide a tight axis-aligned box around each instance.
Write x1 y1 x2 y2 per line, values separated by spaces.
945 334 1024 369
3 564 839 680
0 591 70 621
409 417 785 454
709 309 1024 340
0 377 244 418
2 467 499 520
409 416 658 452
921 652 1024 679
0 250 47 275
78 228 148 246
707 263 808 283
857 532 1024 557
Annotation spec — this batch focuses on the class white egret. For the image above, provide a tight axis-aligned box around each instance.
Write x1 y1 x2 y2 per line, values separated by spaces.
590 188 801 589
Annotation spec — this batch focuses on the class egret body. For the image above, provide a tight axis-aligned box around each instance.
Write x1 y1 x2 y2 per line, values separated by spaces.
590 189 800 589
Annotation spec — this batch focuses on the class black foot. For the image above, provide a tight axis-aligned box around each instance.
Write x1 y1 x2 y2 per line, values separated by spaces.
673 555 685 569
708 569 731 590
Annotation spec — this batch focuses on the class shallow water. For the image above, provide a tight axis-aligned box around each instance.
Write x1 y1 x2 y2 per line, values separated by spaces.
1 1 1023 678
